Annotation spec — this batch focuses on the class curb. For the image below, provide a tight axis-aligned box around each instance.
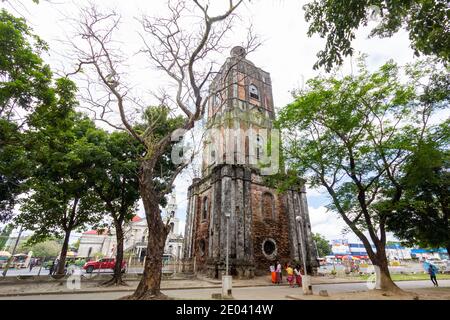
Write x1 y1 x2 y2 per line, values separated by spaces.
0 283 294 298
0 281 367 298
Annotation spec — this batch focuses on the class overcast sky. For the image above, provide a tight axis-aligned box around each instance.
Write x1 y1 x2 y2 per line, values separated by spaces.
1 0 429 243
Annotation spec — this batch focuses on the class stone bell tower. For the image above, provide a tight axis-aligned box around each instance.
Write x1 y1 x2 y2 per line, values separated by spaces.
183 46 318 278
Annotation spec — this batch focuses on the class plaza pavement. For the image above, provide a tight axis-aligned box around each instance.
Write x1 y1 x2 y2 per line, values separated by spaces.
0 280 448 300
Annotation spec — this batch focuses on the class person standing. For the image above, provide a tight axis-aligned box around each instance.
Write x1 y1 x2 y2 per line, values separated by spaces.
286 263 295 288
29 258 35 272
48 260 55 275
269 264 276 284
53 258 59 275
276 261 282 284
428 264 439 287
294 264 302 287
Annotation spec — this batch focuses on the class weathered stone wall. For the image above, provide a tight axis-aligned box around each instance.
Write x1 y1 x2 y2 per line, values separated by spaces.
250 180 291 272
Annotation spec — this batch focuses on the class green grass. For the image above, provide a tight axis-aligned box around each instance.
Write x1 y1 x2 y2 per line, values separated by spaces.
358 273 450 281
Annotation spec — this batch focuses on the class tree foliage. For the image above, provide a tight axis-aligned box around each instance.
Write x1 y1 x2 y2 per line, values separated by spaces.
16 78 107 273
304 0 450 71
0 9 54 221
19 239 61 257
313 233 332 257
277 57 448 290
387 129 449 254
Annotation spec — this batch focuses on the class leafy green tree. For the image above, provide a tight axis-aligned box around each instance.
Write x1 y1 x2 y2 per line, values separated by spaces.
0 9 54 221
387 130 449 255
19 239 61 258
277 58 448 292
304 0 450 71
16 78 106 275
71 239 80 251
313 233 332 257
89 130 143 285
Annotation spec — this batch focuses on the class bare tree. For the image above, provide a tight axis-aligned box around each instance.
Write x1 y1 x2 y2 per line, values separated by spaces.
67 0 258 299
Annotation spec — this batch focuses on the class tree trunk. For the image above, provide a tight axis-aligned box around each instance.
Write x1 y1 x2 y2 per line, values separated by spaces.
56 229 71 275
124 168 169 300
374 245 402 293
103 220 126 286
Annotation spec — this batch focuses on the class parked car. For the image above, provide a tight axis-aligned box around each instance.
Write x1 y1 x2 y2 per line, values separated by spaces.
82 258 127 273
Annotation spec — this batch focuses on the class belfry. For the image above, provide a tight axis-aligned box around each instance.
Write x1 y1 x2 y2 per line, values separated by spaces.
183 46 318 278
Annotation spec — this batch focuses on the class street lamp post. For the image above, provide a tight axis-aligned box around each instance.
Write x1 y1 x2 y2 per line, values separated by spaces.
222 213 232 299
226 215 229 276
295 216 312 295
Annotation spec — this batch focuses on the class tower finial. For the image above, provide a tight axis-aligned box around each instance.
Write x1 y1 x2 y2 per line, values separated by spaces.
230 46 246 58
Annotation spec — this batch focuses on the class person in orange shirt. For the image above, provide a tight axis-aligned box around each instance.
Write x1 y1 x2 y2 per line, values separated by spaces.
269 264 276 284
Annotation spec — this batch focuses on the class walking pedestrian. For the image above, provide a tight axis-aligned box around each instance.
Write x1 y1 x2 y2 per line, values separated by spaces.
428 264 439 287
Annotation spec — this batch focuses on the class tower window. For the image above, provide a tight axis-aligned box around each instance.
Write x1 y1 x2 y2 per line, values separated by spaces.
262 192 275 220
249 84 259 100
199 239 206 256
202 197 209 220
256 135 264 160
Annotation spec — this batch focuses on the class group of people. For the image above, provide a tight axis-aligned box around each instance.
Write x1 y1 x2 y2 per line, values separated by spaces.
28 258 40 272
270 261 304 288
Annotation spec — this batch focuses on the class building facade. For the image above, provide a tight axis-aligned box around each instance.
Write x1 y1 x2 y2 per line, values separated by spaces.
183 46 318 279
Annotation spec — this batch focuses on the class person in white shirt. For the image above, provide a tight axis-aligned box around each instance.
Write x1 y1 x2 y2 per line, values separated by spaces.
276 261 282 284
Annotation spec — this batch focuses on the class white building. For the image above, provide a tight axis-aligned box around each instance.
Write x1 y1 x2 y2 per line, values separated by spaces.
78 193 184 261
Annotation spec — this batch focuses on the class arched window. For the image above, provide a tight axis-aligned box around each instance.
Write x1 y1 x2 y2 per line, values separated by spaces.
245 136 249 162
262 192 275 220
249 84 259 100
169 222 175 233
198 239 206 256
202 197 208 220
256 135 264 160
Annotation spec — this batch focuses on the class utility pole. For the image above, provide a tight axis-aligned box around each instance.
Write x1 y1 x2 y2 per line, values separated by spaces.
2 226 23 277
295 216 312 295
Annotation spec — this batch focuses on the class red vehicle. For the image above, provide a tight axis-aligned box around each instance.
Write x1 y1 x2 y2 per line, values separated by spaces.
83 258 127 273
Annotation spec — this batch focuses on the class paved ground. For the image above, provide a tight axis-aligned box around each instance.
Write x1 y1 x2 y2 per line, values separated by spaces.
1 279 448 300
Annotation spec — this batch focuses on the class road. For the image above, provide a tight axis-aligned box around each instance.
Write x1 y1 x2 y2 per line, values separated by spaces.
0 280 448 300
2 267 144 277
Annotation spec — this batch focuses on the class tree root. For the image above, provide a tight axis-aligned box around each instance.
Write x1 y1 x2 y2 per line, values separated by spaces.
100 276 128 287
119 292 173 300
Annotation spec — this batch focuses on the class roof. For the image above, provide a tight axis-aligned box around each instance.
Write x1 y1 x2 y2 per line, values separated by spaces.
83 230 99 235
132 215 143 222
83 229 108 235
